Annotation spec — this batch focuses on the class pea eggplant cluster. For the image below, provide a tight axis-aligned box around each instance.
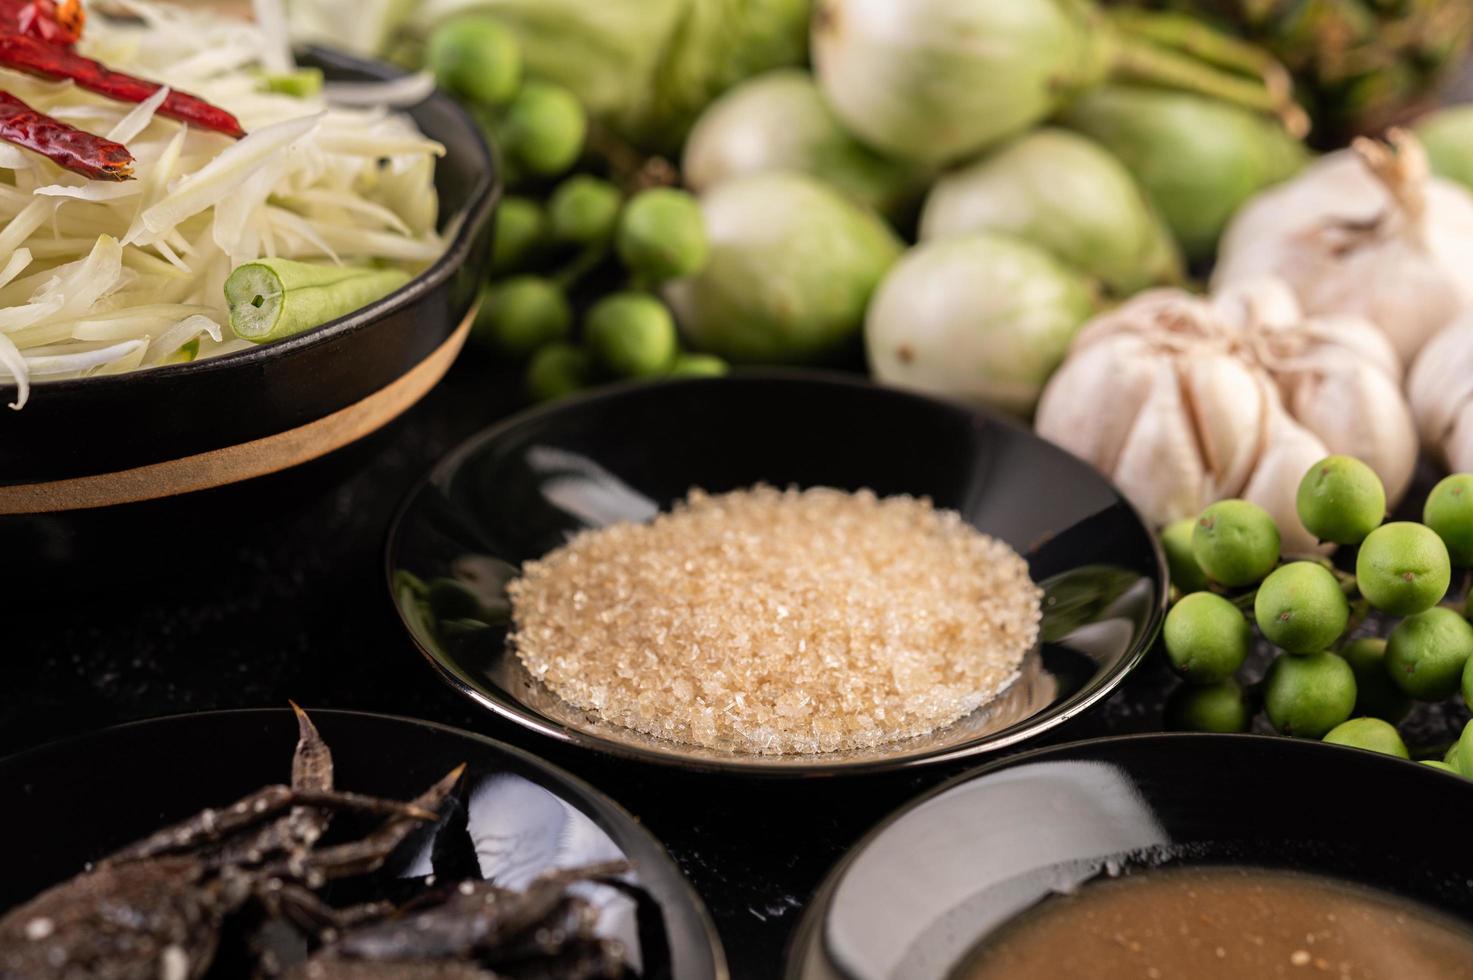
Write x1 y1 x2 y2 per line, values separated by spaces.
1161 455 1473 770
425 15 726 403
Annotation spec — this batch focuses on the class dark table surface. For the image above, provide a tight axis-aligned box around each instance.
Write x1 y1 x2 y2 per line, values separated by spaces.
9 66 1473 978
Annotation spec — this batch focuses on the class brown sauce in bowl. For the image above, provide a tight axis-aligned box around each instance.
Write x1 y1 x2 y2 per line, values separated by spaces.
956 865 1473 980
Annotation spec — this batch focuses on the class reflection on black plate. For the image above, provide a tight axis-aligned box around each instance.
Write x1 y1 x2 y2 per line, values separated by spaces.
386 373 1168 774
787 734 1473 979
0 709 724 979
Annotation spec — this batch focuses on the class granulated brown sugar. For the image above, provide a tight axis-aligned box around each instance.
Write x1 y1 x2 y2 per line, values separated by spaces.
508 485 1043 755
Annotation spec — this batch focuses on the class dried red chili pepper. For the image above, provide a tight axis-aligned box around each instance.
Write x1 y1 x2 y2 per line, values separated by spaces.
0 89 133 179
0 32 246 138
0 0 83 46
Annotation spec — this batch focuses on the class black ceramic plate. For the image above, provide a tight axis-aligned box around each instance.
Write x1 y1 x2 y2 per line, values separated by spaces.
787 733 1473 979
386 372 1167 775
0 47 498 513
0 708 725 979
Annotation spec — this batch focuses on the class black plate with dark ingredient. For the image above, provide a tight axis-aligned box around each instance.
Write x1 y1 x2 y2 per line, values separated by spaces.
0 47 498 511
0 708 725 979
386 372 1168 775
787 733 1473 978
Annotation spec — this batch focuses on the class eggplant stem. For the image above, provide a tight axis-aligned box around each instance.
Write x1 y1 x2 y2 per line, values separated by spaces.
1109 10 1294 102
552 242 608 291
1308 555 1361 596
1338 597 1372 646
584 121 678 194
1229 589 1257 611
1111 32 1309 138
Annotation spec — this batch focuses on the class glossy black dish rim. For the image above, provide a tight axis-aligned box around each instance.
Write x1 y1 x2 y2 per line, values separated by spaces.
781 730 1473 978
384 370 1171 777
0 45 499 404
0 705 730 980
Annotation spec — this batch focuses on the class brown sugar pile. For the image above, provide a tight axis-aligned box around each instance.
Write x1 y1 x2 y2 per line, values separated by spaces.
507 485 1043 755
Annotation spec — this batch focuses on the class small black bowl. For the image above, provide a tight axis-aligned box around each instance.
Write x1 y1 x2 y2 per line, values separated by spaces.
0 708 727 979
386 372 1168 775
787 734 1473 978
0 47 498 514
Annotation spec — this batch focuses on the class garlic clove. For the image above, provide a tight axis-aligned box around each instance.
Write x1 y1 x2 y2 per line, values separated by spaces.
1287 362 1417 507
1445 403 1473 474
1293 314 1403 383
1407 315 1473 457
1109 359 1210 525
1035 337 1159 476
1424 178 1473 292
1072 288 1219 352
1211 276 1302 334
1241 393 1333 556
1298 241 1467 366
1179 352 1267 501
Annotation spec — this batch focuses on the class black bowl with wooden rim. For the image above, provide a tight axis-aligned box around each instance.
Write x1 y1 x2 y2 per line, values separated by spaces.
0 48 498 517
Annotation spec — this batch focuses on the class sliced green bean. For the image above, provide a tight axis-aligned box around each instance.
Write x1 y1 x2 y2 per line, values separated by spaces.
225 258 409 343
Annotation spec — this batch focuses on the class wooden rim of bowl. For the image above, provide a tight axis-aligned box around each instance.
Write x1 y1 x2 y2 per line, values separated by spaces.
0 310 473 515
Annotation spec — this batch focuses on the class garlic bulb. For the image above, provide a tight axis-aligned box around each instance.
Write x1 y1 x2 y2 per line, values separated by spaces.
1212 130 1473 365
1408 311 1473 472
1217 278 1415 505
1035 278 1417 553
